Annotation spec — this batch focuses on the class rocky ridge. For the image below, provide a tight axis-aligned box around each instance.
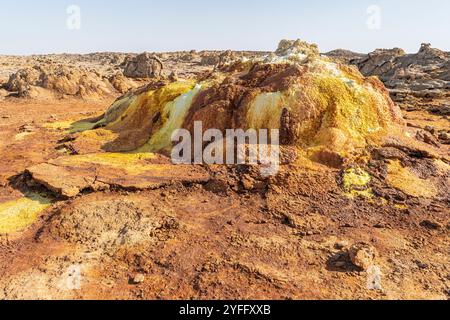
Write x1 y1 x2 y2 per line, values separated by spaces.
328 44 450 114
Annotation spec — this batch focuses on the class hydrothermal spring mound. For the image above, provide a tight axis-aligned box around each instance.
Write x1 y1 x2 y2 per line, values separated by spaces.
71 40 404 165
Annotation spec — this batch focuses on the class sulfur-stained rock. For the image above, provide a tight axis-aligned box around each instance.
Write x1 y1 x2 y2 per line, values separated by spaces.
26 163 96 198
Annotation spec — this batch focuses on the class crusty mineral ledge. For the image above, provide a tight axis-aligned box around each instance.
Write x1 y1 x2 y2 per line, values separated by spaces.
25 153 210 198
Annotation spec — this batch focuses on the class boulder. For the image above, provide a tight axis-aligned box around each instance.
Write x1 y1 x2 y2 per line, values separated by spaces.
109 72 138 94
123 52 163 78
200 52 221 66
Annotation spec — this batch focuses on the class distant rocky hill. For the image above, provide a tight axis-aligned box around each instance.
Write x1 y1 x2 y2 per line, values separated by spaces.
356 44 449 106
1 44 448 114
328 44 450 115
0 50 266 100
324 49 365 64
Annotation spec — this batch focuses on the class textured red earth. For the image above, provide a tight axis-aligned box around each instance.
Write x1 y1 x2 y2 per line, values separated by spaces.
0 96 448 300
0 43 449 300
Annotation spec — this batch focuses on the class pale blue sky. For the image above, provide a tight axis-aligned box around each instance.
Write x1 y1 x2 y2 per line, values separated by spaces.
0 0 448 55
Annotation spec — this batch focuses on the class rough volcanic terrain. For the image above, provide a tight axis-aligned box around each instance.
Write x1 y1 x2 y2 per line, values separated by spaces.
0 40 448 300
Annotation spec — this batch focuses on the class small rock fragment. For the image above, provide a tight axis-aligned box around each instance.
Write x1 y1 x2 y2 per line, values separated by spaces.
438 132 450 141
424 125 435 134
131 273 145 284
241 174 255 190
334 240 349 250
348 242 378 270
420 220 442 230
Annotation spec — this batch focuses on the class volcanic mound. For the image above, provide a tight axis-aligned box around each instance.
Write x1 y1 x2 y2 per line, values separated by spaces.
67 40 403 165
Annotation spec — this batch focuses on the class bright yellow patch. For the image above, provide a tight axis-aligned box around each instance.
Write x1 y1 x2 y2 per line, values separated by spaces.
0 194 51 234
310 75 387 147
139 83 202 152
342 167 373 198
43 120 73 130
107 81 197 130
386 160 437 198
246 92 285 130
56 152 158 175
44 120 97 134
76 128 118 142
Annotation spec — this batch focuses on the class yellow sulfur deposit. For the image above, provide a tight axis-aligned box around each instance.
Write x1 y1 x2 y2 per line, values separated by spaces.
104 80 197 131
342 167 373 198
44 120 98 134
301 74 389 151
0 194 51 234
67 40 403 165
99 95 138 126
139 83 202 152
244 68 393 154
76 128 119 142
69 121 99 133
43 120 74 130
56 153 158 175
386 160 438 198
246 92 285 130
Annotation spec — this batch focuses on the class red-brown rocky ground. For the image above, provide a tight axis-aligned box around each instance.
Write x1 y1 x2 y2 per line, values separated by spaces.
0 96 448 300
0 44 449 300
